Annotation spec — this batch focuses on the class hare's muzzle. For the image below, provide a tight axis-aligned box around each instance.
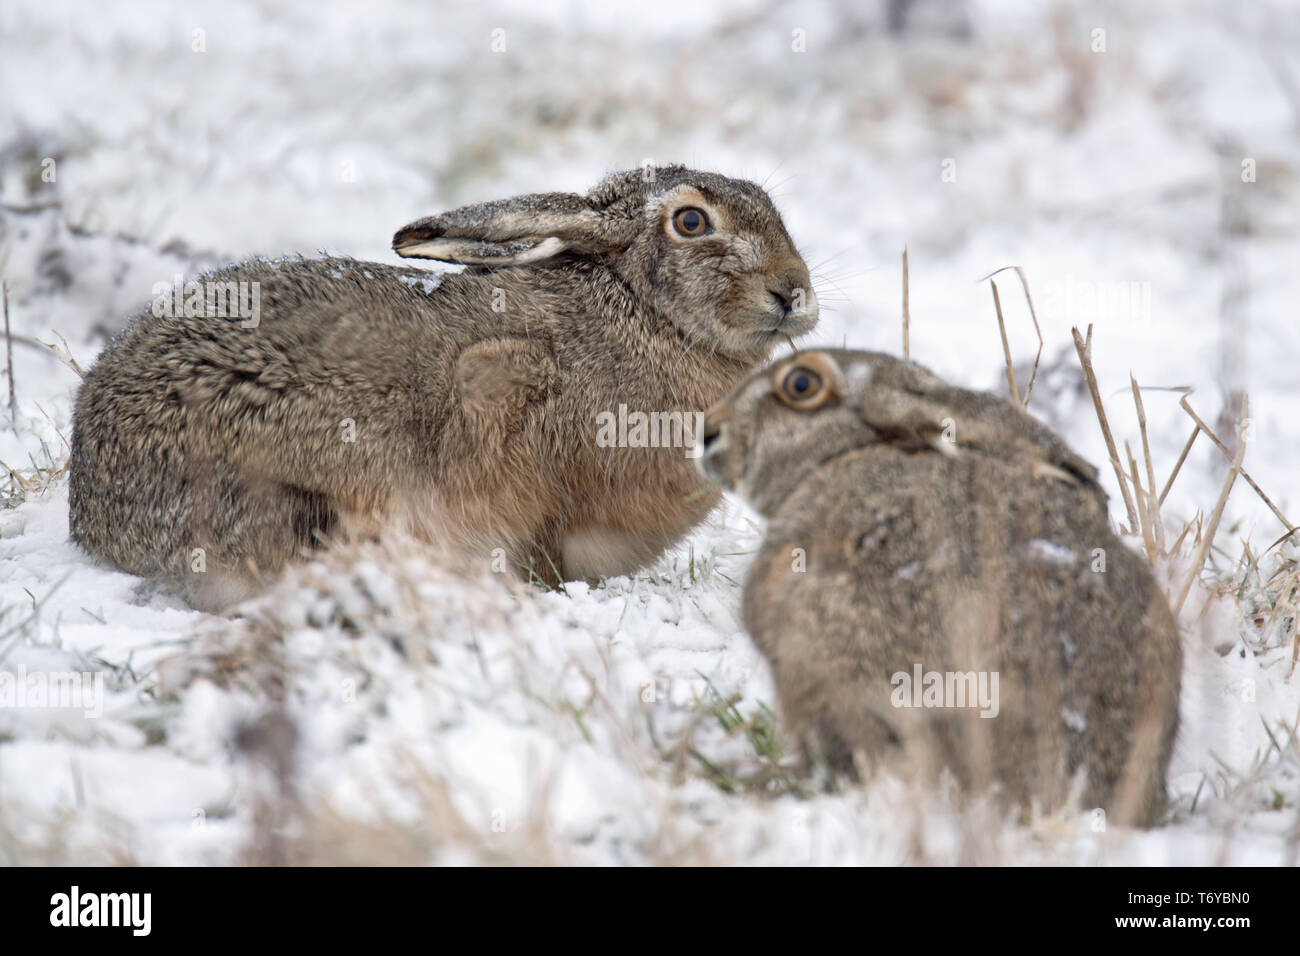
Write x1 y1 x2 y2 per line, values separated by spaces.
762 261 818 335
701 422 721 454
695 407 731 485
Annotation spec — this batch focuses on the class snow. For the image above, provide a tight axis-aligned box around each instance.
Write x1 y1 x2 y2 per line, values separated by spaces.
1026 538 1077 566
393 272 442 295
1 0 1298 864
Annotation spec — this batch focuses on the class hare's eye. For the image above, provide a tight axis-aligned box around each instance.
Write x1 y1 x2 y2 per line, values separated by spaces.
780 367 822 405
672 208 710 237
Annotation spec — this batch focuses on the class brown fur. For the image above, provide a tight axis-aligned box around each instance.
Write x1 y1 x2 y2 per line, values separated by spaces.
68 167 817 609
700 349 1182 827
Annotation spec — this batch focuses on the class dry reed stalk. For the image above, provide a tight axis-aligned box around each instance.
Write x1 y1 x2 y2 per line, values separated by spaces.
990 280 1020 406
1159 425 1200 506
902 247 910 362
1129 375 1166 551
1125 441 1158 561
1070 324 1140 533
981 265 1044 407
1172 397 1249 617
1178 393 1294 537
3 281 14 429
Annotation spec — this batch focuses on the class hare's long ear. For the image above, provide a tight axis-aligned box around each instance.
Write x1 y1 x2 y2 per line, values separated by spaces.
393 191 626 266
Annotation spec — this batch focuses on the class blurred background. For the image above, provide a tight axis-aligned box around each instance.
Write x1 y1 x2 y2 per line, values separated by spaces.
2 0 1298 545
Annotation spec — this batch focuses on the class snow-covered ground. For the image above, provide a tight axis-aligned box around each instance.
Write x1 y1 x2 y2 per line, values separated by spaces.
0 0 1297 864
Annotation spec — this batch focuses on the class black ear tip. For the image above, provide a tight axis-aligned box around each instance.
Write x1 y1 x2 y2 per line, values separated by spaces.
391 218 443 251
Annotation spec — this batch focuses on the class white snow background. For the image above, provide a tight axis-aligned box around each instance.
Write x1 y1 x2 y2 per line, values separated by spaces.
0 0 1297 864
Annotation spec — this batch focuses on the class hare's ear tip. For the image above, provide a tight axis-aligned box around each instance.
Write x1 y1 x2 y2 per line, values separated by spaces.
392 219 443 256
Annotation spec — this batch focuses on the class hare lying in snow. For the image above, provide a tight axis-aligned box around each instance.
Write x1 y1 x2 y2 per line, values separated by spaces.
698 349 1181 827
68 166 818 610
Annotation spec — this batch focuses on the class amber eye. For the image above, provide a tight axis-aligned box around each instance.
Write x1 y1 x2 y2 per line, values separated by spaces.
780 366 822 405
672 207 710 237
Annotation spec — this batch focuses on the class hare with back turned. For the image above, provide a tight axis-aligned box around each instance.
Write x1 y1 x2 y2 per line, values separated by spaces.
699 349 1181 827
68 166 817 610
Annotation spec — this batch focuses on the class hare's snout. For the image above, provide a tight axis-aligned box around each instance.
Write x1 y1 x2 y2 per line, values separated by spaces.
695 422 724 483
760 260 818 335
695 405 734 487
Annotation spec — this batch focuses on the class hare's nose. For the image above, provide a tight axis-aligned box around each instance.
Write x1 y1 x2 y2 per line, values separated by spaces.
768 288 795 314
701 423 721 452
696 422 727 480
767 262 814 317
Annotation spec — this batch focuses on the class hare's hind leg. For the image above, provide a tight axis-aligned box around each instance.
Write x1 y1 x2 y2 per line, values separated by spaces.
560 524 671 581
166 462 338 610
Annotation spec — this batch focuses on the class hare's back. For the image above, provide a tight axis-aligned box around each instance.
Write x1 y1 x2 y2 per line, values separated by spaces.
772 447 1173 774
804 448 1159 668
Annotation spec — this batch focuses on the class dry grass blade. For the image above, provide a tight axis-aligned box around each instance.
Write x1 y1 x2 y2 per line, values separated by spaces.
980 265 1044 407
901 246 910 361
3 280 15 429
1126 441 1158 561
1265 526 1300 557
1254 559 1299 675
1130 375 1165 551
1173 397 1249 617
1293 618 1299 679
0 457 36 499
40 330 85 379
1179 393 1295 537
1159 425 1200 506
1070 324 1140 533
1169 516 1197 557
989 280 1020 406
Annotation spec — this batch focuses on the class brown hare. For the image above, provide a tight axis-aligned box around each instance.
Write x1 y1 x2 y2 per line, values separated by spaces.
68 166 818 610
699 349 1181 827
